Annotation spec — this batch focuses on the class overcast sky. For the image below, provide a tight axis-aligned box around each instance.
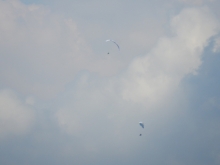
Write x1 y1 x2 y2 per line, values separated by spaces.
1 0 220 164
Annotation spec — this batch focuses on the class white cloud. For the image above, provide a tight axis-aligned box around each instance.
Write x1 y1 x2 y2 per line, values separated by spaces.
56 8 218 136
121 7 219 104
54 7 220 157
0 0 93 99
0 89 34 139
0 0 220 164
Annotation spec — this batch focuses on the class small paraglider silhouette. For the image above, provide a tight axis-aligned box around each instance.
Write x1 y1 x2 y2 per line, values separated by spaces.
139 122 144 128
139 122 144 136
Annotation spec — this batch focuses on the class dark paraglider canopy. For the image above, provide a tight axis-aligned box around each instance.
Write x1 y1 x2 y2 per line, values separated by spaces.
139 122 144 128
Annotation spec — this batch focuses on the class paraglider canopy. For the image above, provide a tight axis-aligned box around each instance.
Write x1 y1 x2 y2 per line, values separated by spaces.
105 39 120 51
139 122 144 128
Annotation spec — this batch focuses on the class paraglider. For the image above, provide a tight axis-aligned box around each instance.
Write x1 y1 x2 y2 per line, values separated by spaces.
139 122 144 136
139 122 144 128
105 39 120 54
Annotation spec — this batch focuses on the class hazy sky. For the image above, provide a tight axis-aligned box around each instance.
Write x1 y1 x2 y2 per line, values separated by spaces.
1 0 220 164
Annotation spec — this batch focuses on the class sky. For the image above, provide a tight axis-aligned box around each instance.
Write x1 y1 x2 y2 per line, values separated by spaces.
0 0 220 164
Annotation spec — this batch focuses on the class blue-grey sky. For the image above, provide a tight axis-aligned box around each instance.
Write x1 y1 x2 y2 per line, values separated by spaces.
1 0 220 164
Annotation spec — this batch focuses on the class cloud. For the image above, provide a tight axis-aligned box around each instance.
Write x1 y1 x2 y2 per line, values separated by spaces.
121 7 219 104
213 36 220 52
0 0 92 99
1 0 220 164
178 0 215 5
179 0 204 5
0 89 34 139
54 7 220 160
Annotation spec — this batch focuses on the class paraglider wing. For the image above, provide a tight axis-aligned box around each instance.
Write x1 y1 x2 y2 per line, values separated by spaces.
139 122 144 128
106 39 120 51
